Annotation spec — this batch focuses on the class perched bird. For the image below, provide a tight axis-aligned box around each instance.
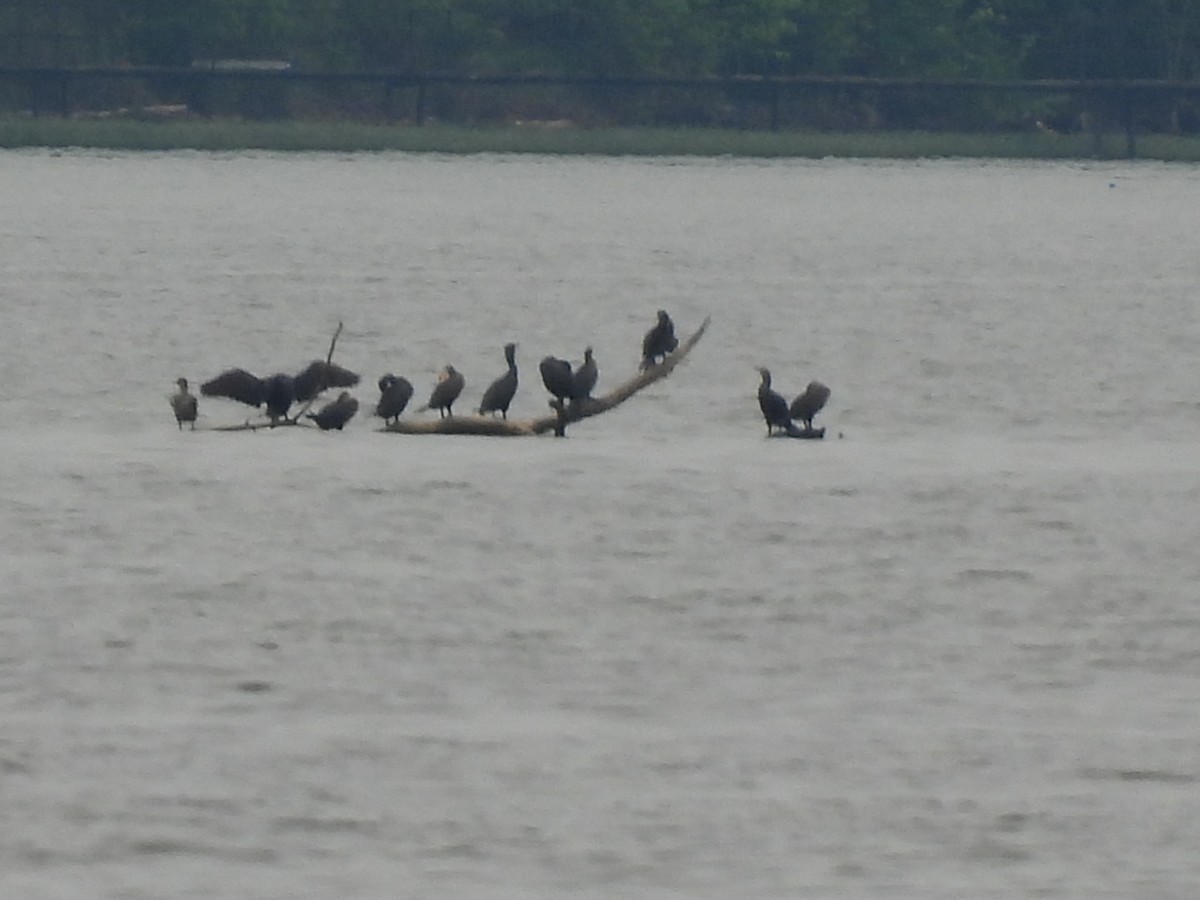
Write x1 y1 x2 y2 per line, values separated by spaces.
478 342 518 418
201 368 296 423
572 346 598 400
539 356 575 402
641 309 679 369
419 365 465 417
169 377 198 430
261 373 297 423
375 373 414 425
293 360 361 403
307 391 359 430
757 368 796 436
789 381 832 432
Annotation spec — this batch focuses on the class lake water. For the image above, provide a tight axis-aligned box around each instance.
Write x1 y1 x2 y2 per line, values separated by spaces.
2 149 1199 898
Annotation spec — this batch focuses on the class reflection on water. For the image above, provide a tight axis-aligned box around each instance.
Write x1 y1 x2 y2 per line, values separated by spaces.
1 150 1199 899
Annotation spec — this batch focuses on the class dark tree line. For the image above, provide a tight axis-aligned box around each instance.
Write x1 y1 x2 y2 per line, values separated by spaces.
4 0 1200 81
4 1 1200 133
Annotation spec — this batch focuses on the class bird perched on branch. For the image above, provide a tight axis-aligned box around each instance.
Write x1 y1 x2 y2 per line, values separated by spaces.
572 346 598 400
293 360 360 403
757 368 797 436
201 368 297 424
419 365 465 417
539 356 575 402
478 343 518 418
789 381 831 432
169 377 198 430
307 391 359 430
641 309 679 369
375 373 413 425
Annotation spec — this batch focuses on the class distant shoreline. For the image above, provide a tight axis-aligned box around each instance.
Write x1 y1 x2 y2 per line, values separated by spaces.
4 116 1200 161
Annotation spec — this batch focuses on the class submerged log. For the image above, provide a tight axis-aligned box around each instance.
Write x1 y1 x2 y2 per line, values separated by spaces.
384 316 711 437
770 426 826 440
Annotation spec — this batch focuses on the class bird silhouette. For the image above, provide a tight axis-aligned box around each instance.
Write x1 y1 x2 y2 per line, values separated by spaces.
641 310 679 369
479 343 519 418
307 391 359 430
419 365 465 417
169 377 198 430
375 373 414 425
789 381 831 432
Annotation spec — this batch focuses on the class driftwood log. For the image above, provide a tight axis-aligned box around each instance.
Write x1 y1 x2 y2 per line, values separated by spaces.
384 316 710 437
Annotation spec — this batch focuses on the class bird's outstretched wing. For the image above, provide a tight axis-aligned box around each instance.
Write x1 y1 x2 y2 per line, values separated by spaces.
200 368 266 407
293 360 361 402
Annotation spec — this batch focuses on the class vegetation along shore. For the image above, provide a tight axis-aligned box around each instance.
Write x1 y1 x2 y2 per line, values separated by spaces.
7 116 1200 161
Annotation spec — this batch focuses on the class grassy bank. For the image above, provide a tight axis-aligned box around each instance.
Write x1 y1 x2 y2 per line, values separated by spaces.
4 115 1200 160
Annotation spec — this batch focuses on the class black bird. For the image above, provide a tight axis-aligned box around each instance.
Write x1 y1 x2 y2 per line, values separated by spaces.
261 373 297 423
572 346 598 400
307 391 359 430
201 368 296 423
539 356 575 402
789 381 832 432
169 377 198 430
641 309 679 369
419 365 465 417
478 343 518 418
375 373 414 425
293 360 361 403
757 368 796 436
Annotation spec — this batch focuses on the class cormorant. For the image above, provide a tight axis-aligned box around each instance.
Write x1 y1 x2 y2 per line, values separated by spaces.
169 377 198 430
757 368 796 436
419 365 465 417
641 309 679 369
261 373 297 423
539 356 575 401
201 368 296 423
478 343 518 418
293 360 361 403
375 373 414 425
789 381 832 431
307 391 359 430
572 346 598 400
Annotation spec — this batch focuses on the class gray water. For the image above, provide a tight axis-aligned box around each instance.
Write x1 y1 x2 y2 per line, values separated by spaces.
2 149 1200 899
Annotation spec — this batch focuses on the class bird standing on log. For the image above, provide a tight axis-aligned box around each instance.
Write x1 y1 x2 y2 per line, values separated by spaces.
261 373 297 424
539 356 575 402
757 368 798 436
789 381 832 432
641 310 679 369
419 365 465 417
169 377 198 430
307 391 359 430
478 343 518 418
375 373 413 425
572 346 598 400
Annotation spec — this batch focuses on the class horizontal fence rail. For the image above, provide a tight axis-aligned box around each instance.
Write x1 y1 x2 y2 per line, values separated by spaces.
4 66 1200 155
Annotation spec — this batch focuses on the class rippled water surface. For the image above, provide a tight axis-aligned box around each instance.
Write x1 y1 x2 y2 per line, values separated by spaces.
2 149 1200 898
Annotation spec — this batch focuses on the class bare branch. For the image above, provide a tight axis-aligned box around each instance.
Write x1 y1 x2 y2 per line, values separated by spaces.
290 321 344 422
